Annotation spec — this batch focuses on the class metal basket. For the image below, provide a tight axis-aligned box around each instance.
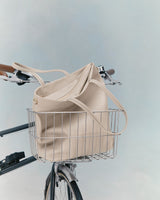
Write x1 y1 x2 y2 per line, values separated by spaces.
27 109 123 163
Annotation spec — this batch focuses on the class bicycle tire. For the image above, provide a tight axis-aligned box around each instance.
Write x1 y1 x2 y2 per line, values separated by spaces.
45 171 83 200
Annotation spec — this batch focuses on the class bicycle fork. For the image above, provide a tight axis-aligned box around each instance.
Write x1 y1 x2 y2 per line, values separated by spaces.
50 162 78 200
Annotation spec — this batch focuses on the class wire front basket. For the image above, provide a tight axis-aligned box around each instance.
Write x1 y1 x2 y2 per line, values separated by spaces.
27 109 123 163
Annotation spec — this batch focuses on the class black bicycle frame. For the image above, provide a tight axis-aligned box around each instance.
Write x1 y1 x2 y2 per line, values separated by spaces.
0 122 35 137
0 122 36 176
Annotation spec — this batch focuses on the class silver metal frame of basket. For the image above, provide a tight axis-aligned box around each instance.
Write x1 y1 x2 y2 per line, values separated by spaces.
27 109 123 163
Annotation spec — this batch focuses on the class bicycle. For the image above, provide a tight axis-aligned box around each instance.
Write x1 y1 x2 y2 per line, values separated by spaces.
0 64 124 200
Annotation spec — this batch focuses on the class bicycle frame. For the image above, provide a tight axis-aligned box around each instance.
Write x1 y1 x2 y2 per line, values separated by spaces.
49 162 78 199
0 123 36 176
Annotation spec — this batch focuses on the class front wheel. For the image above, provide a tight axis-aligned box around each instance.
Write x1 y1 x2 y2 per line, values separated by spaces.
45 171 83 200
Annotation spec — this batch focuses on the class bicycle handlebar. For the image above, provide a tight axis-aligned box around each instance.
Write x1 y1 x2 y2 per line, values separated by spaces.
0 63 120 85
0 64 15 73
0 64 114 75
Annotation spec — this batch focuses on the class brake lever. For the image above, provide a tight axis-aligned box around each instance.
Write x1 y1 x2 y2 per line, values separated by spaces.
0 74 22 83
98 65 122 85
0 72 49 85
0 73 37 84
104 72 122 85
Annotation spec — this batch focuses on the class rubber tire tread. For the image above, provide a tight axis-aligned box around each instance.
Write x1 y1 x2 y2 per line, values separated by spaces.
70 180 83 200
44 172 51 198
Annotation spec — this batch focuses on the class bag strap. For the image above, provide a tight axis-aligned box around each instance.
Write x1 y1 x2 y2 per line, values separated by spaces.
12 62 69 86
69 79 128 135
89 79 128 134
68 98 113 134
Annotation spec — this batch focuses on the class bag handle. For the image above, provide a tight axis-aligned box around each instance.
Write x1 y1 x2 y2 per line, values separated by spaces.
69 79 128 135
68 98 113 135
89 79 128 134
12 62 69 86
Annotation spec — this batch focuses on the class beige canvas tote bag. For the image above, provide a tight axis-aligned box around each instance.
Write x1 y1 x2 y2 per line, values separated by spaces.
12 62 128 162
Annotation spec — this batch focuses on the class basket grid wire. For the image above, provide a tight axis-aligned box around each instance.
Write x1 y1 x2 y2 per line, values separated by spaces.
27 109 122 163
